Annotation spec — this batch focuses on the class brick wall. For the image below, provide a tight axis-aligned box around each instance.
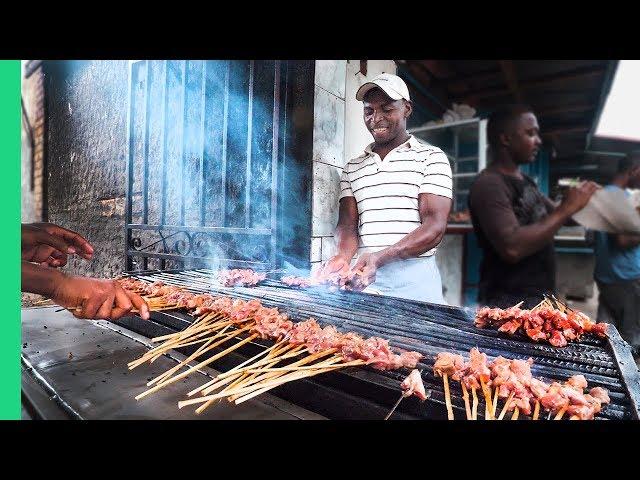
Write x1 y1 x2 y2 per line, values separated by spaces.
21 61 46 223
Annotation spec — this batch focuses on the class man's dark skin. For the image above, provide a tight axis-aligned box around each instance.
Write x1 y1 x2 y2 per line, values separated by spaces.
321 88 452 288
479 111 599 264
22 222 149 320
609 162 640 249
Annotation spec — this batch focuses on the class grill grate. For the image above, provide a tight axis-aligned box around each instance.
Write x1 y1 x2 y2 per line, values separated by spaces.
120 268 640 420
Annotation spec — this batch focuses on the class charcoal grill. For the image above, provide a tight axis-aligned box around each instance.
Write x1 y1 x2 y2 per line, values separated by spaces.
112 268 640 420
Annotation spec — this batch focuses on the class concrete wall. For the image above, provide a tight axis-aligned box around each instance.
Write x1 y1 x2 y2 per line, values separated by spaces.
45 60 130 279
435 234 464 306
311 60 347 269
21 61 46 223
310 60 397 270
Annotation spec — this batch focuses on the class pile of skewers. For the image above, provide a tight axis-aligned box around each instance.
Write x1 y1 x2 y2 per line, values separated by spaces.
475 295 608 347
433 347 610 420
119 277 423 414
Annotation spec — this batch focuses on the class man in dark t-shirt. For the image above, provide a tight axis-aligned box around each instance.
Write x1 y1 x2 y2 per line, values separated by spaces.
469 104 598 308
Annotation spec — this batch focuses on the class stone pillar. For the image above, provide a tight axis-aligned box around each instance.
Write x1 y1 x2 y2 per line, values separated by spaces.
310 60 397 270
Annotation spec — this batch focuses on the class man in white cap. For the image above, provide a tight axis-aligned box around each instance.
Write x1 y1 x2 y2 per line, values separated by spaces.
320 73 453 303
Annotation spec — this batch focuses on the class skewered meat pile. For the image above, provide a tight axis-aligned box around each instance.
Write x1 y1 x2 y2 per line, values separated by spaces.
475 305 608 347
433 348 610 420
119 276 426 413
119 277 423 372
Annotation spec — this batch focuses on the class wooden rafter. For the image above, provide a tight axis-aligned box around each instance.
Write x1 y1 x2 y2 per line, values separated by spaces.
498 60 524 103
454 65 607 101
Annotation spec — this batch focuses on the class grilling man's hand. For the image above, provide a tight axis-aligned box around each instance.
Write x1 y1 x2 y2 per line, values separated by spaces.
318 255 351 278
22 222 94 267
350 253 380 290
51 275 150 320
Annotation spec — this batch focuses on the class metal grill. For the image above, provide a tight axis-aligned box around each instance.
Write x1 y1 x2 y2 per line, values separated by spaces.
115 269 640 420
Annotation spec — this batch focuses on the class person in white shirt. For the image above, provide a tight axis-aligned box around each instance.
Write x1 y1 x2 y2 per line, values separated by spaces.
320 73 452 303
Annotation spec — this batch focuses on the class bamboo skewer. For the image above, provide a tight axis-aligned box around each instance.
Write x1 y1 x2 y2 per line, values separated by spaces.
233 357 352 405
511 407 519 420
148 337 217 386
533 400 540 420
531 299 545 311
205 346 314 399
195 353 291 414
480 379 493 420
186 338 289 397
135 332 259 401
234 361 351 405
146 325 236 386
442 373 454 420
179 356 346 409
128 322 235 369
128 318 244 369
146 323 238 365
196 345 306 397
241 358 365 374
211 344 305 381
554 405 568 420
149 315 227 343
497 392 515 420
471 387 478 420
492 387 499 417
199 345 309 411
181 351 346 409
195 350 334 410
226 349 339 400
461 383 472 420
128 320 221 367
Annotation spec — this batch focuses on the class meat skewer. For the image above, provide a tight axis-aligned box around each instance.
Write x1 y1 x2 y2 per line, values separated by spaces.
461 383 472 420
384 394 406 421
382 369 431 419
433 352 466 420
497 391 515 420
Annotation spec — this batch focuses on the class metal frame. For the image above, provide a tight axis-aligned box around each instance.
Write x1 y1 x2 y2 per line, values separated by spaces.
125 60 293 272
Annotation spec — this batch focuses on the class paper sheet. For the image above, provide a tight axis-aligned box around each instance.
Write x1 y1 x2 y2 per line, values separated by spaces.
572 188 640 234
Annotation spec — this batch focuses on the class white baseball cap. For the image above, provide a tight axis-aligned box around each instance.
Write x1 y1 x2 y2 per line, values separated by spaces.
355 73 411 102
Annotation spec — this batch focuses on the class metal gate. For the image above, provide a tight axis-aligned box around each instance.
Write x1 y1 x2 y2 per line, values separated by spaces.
125 60 314 272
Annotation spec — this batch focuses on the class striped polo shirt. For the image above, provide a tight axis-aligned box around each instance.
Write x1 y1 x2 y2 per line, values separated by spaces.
339 135 452 257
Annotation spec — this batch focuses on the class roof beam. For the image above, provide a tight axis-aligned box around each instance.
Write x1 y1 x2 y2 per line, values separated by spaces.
454 65 607 101
498 60 524 103
445 67 502 87
537 103 595 117
541 124 591 137
404 62 450 109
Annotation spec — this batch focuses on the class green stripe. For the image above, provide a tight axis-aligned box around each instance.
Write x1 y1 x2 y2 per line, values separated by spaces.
0 60 21 419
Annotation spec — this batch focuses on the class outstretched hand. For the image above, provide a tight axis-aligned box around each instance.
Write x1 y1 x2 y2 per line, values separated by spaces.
52 275 150 320
22 222 94 267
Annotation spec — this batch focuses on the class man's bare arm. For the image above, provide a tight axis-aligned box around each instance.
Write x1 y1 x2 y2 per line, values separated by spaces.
373 193 452 268
334 196 360 261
